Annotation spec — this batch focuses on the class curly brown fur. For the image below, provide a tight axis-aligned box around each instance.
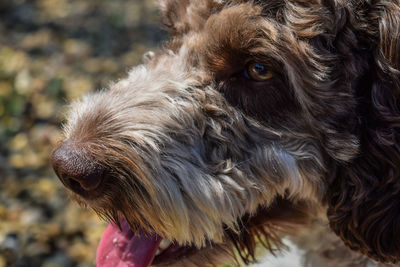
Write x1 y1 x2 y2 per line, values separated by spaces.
51 0 400 266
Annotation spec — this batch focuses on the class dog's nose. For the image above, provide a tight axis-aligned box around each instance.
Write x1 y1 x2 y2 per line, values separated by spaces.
51 142 105 197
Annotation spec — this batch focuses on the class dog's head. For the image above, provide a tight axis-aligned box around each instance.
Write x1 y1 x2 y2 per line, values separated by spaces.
51 0 400 266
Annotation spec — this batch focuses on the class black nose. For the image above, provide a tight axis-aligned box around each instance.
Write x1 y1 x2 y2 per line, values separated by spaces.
51 142 105 197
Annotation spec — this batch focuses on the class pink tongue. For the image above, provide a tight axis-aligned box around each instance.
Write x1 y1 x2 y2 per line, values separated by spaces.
96 220 161 267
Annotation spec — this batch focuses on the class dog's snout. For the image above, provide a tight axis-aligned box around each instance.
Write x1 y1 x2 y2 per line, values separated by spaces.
51 142 105 197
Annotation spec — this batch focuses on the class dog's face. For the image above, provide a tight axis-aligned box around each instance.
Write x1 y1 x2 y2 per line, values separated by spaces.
51 0 400 266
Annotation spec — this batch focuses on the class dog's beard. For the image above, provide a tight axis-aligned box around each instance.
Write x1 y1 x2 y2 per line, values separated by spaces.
91 195 314 266
68 144 318 267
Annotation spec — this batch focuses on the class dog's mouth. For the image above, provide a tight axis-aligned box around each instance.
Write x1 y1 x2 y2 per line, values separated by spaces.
95 198 311 267
96 219 198 267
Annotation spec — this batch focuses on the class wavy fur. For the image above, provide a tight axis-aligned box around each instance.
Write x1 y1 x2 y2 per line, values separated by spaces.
52 0 400 265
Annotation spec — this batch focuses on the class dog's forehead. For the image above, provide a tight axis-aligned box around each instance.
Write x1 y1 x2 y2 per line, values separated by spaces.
160 0 287 35
170 1 327 77
198 4 278 74
165 3 278 75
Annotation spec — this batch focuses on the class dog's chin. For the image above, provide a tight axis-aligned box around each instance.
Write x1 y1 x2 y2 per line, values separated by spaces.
95 198 313 267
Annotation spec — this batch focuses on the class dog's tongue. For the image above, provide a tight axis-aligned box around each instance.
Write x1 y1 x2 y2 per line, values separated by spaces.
97 220 161 267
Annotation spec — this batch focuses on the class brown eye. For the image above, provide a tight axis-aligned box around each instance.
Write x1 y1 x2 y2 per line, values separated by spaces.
245 63 274 81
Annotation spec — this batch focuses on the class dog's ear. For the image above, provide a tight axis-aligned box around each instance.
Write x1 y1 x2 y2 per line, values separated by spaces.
327 1 400 263
371 0 400 69
158 0 222 35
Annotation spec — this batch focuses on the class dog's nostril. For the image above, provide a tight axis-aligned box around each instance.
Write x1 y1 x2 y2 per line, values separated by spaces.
51 142 105 196
68 177 86 194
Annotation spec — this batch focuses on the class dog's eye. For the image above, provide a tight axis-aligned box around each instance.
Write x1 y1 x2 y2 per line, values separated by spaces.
244 63 274 81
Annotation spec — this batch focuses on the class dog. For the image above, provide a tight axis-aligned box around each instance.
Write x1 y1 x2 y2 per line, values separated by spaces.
51 0 400 266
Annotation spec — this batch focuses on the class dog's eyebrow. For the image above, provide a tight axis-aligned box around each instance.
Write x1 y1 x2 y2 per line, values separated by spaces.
198 4 273 75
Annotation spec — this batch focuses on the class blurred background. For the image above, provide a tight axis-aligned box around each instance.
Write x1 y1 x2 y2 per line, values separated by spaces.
0 0 166 266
